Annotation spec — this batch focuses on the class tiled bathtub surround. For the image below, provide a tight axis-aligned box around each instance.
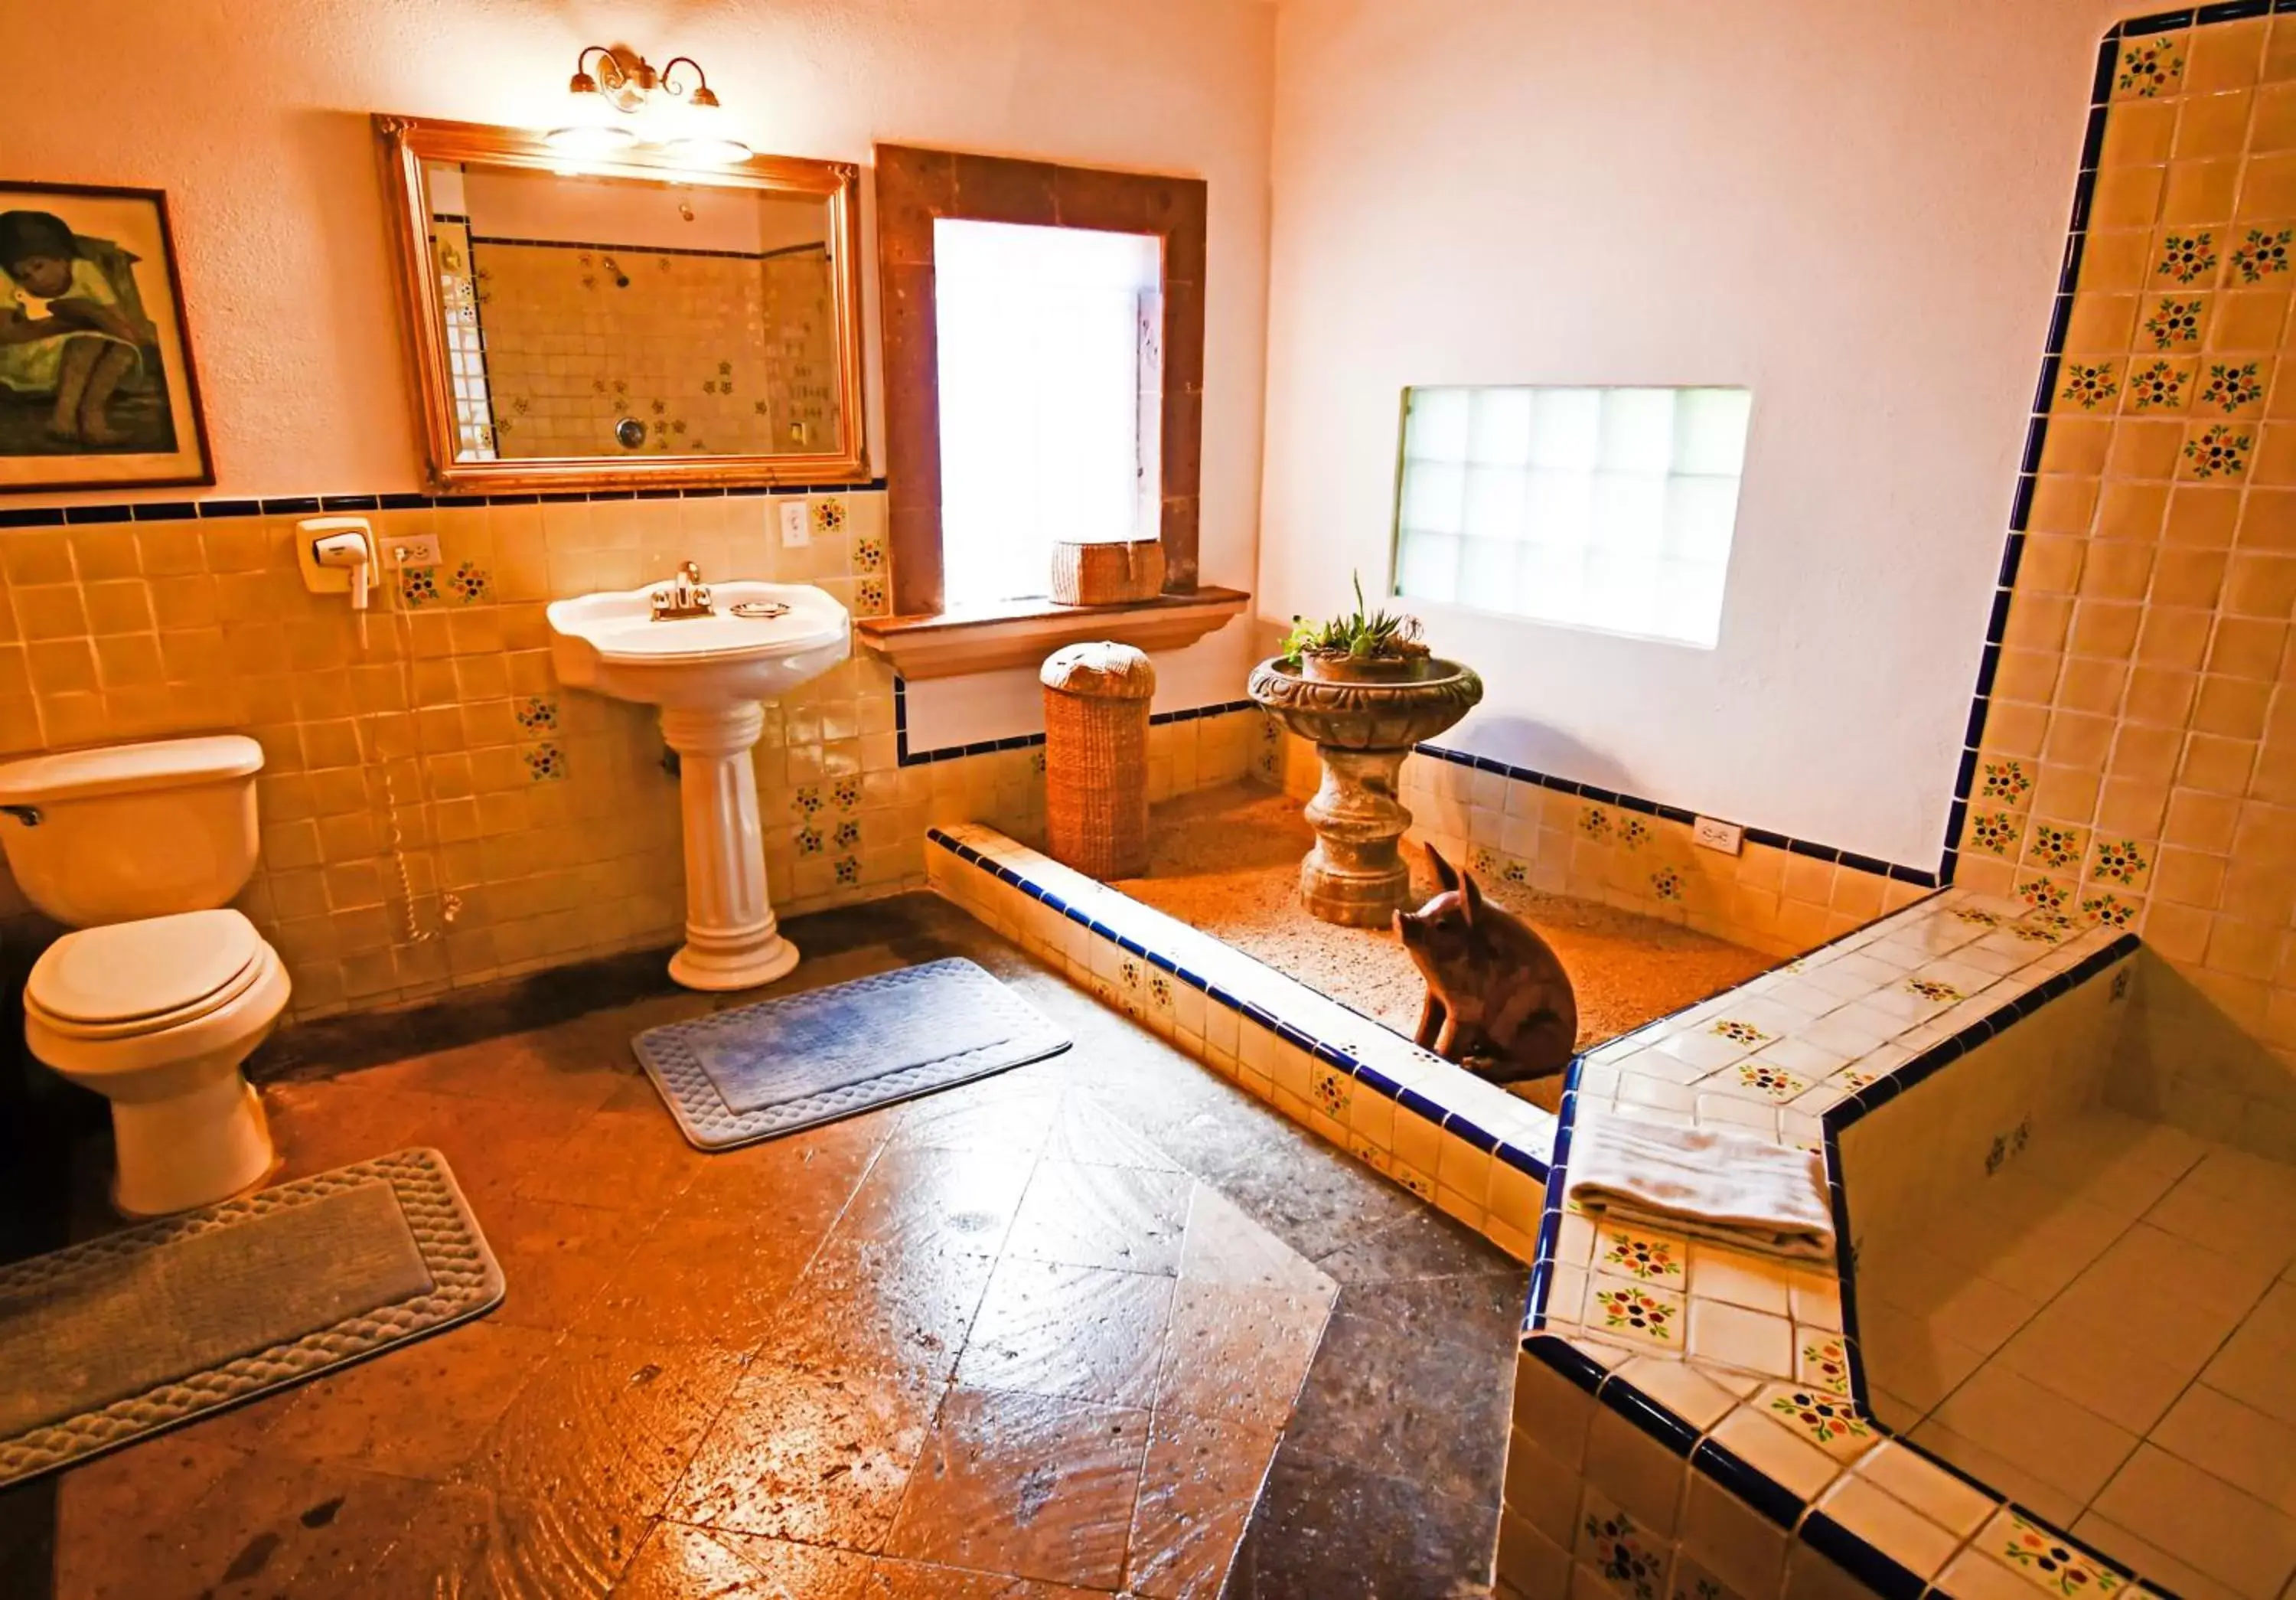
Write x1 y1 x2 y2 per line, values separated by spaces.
0 487 1261 1018
1260 728 1934 960
921 815 2218 1598
1960 5 2296 1162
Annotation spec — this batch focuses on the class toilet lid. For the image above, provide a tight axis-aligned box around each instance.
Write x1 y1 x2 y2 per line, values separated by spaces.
28 909 263 1026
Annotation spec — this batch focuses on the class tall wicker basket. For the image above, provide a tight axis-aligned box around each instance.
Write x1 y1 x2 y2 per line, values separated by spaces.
1041 642 1156 879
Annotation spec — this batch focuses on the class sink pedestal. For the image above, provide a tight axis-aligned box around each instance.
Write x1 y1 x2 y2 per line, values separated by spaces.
659 703 799 991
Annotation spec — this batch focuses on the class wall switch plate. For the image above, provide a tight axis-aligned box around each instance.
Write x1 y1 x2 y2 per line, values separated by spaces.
778 498 810 547
383 531 441 567
1693 815 1744 855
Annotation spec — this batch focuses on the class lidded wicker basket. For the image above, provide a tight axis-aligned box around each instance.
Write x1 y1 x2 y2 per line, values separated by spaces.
1040 641 1156 879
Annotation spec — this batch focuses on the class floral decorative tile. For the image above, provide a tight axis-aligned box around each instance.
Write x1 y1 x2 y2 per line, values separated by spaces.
2112 965 2133 1002
1761 1383 1874 1455
1968 810 2021 857
1120 958 1141 991
1590 1278 1683 1347
856 578 887 616
794 785 824 817
399 566 441 608
1832 1066 1881 1092
1031 749 1049 776
1978 758 2033 805
1668 1553 1742 1600
1710 1019 1773 1048
1906 977 1965 1004
2181 422 2252 479
1580 1494 1671 1600
2010 916 2068 943
2198 360 2265 415
833 854 859 887
522 743 566 782
855 534 885 572
2016 874 2074 918
2089 836 2151 887
2022 821 2089 872
1597 1226 1686 1282
796 826 824 857
1149 972 1172 1009
832 776 863 811
1798 1336 1851 1397
1650 867 1683 903
2057 359 2118 410
1736 1060 1811 1102
1580 805 1613 842
449 562 491 604
2081 891 2141 929
1991 1511 2125 1598
1952 907 2001 929
2115 35 2183 98
2125 357 2191 411
1313 1066 1350 1122
834 818 861 849
2229 225 2292 283
1620 817 1651 850
514 695 558 733
810 495 847 536
2153 230 2216 286
1504 860 1529 886
1471 846 1504 878
2142 296 2205 351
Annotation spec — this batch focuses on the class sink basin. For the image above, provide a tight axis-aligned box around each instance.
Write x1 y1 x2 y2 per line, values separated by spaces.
546 579 853 993
546 580 850 708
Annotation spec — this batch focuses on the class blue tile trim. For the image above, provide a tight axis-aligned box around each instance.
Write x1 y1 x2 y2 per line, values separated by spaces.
1408 740 1941 890
922 826 1554 1191
1799 1512 1926 1600
895 681 1257 768
1689 1438 1805 1530
1598 1376 1701 1458
0 478 892 526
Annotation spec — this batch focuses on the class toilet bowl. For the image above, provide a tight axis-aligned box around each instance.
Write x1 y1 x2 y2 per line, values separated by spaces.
0 735 289 1215
24 909 289 1216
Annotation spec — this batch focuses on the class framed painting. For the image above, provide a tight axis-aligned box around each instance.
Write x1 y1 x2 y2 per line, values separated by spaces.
0 181 212 493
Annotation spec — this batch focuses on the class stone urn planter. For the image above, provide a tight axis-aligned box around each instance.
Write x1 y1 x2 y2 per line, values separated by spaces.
1246 655 1484 926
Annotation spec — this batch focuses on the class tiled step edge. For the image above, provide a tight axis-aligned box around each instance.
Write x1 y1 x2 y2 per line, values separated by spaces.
923 823 1561 1259
1511 931 2154 1600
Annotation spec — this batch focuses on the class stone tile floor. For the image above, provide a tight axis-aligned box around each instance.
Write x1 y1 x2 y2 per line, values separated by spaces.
0 893 1527 1599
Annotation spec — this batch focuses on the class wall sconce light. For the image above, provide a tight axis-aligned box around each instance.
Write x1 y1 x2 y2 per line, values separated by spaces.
545 45 753 163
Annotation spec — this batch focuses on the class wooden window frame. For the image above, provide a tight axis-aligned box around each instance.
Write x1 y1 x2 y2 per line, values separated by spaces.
873 143 1212 620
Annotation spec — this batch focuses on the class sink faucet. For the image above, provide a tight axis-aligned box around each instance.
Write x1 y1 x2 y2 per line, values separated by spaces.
651 560 716 621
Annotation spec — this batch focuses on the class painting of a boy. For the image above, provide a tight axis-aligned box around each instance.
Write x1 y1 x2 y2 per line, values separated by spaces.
0 184 209 491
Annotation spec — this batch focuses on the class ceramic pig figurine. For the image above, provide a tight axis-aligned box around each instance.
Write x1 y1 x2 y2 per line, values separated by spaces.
1394 845 1579 1084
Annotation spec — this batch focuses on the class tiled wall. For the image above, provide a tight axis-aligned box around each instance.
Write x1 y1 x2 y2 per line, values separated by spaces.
0 488 1258 1020
468 240 840 459
1955 5 2296 1162
1257 727 1932 958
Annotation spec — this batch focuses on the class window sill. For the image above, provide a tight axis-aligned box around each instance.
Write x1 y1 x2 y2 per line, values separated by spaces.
855 586 1251 680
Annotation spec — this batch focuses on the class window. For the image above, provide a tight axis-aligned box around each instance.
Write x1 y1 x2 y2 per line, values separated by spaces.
934 219 1163 607
1392 385 1753 648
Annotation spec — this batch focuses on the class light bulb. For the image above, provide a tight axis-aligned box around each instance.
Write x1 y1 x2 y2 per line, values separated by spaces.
662 93 751 163
545 77 637 154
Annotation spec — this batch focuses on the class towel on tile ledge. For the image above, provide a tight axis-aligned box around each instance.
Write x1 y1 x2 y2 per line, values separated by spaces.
1564 1108 1837 1264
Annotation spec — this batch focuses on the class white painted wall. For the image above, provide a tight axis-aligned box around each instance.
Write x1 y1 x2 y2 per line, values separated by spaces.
8 0 1276 735
1257 0 2132 869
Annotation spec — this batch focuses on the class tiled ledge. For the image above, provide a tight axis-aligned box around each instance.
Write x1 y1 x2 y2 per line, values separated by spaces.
923 824 1561 1255
1515 890 2150 1600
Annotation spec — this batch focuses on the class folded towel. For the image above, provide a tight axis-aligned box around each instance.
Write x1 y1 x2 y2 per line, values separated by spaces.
1565 1108 1836 1264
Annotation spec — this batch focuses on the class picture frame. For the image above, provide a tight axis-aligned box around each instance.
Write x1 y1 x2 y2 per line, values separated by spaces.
0 181 213 494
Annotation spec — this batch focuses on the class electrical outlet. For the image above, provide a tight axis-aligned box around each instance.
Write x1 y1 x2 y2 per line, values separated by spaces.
383 531 441 567
777 498 810 547
1693 815 1744 855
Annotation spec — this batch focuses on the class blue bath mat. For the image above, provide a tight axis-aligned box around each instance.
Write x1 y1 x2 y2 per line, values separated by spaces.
631 958 1071 1149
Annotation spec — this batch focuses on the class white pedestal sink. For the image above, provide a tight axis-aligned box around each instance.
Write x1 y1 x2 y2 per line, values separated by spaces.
546 580 851 991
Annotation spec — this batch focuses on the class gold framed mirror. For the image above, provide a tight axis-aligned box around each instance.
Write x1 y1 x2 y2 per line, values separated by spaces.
374 115 867 493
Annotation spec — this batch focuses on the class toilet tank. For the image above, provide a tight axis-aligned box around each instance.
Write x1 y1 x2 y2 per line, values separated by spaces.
0 736 266 927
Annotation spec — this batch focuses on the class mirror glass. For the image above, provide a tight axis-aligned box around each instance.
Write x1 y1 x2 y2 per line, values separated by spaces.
422 159 846 464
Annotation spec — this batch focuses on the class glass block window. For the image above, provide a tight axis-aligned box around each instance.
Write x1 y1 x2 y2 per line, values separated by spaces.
1392 386 1753 648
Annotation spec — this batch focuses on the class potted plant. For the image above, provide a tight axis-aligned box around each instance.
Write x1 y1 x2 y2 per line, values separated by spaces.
1277 573 1433 683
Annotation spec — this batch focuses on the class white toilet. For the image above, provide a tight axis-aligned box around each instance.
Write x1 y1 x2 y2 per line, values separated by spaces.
0 735 290 1216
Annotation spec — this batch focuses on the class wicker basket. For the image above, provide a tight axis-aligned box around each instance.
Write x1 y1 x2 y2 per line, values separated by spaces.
1041 642 1156 879
1051 539 1165 606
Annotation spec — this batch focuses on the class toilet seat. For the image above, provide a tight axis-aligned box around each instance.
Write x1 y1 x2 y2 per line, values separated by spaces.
27 910 269 1043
